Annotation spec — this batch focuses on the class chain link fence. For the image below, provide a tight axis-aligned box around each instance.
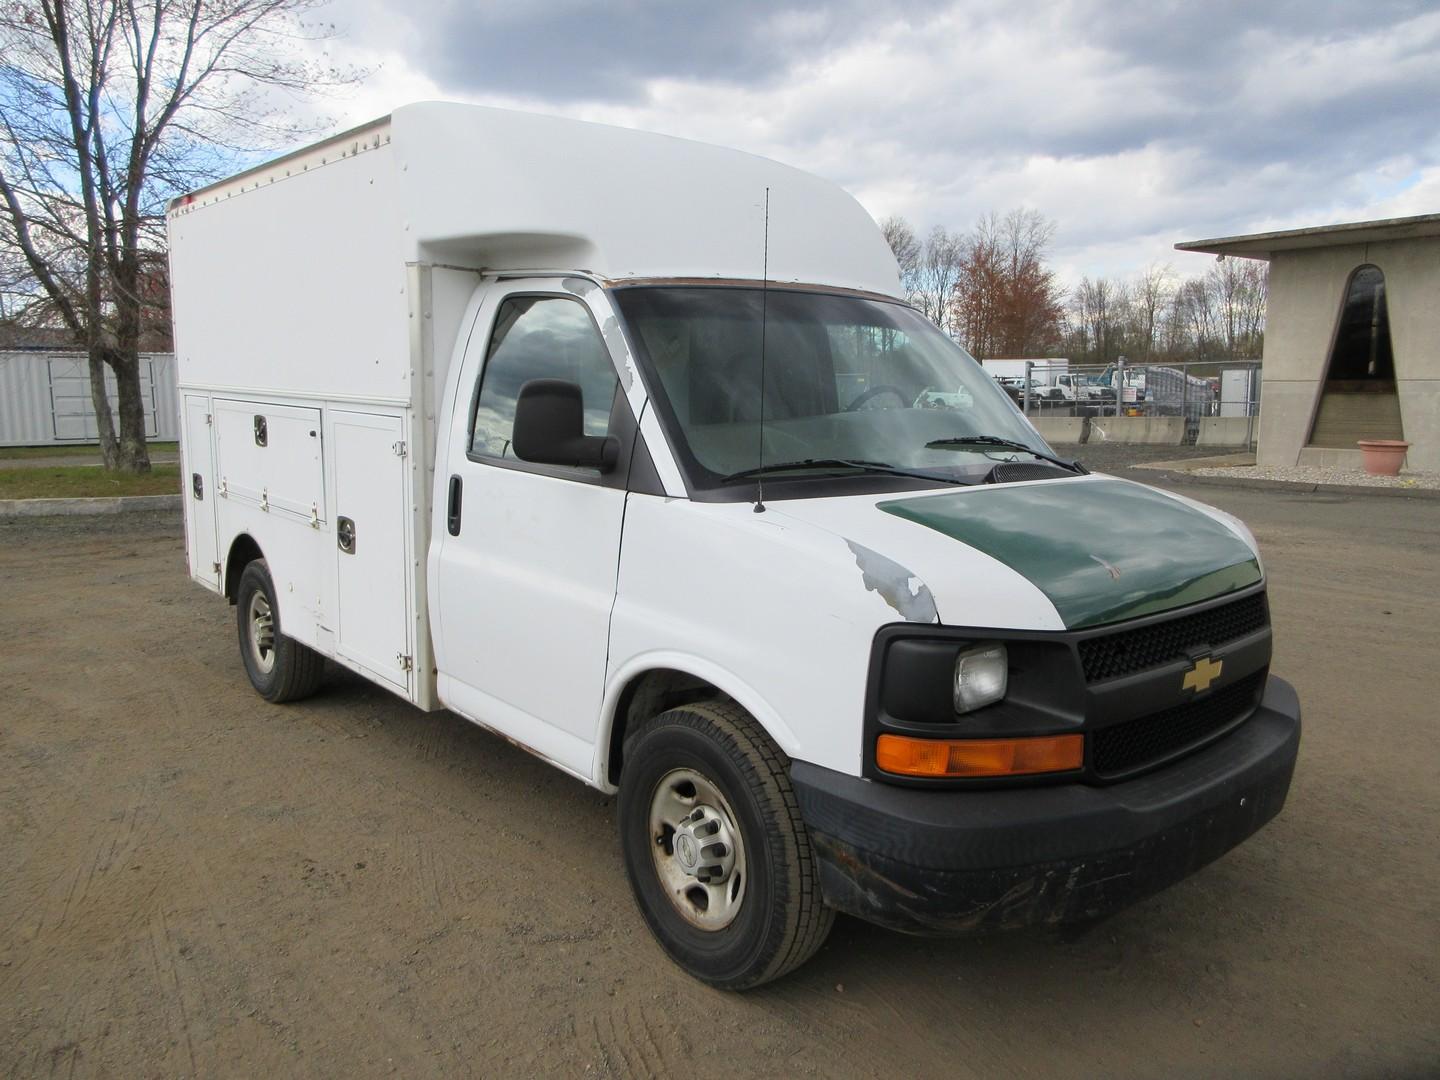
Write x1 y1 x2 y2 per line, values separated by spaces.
988 359 1261 447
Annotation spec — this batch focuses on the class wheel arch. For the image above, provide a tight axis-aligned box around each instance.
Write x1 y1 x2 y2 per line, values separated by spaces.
223 532 264 604
595 654 801 791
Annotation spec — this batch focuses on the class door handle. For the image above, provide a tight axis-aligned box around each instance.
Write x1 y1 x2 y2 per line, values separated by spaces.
337 516 356 554
447 475 463 536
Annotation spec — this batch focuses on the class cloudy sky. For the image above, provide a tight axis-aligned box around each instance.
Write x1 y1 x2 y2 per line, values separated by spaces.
313 0 1440 284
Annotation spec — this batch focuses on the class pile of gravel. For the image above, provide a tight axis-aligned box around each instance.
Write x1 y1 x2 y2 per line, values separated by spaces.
1190 464 1440 490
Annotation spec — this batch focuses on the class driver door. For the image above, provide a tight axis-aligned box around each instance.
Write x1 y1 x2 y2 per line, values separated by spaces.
433 284 630 779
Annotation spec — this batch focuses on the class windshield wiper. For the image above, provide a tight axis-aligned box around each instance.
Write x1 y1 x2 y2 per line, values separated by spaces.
719 458 965 486
925 436 1088 474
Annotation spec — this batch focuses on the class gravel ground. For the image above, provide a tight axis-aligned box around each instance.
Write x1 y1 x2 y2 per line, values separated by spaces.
1191 464 1440 490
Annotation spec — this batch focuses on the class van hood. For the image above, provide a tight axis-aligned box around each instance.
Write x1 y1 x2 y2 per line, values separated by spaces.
770 476 1261 631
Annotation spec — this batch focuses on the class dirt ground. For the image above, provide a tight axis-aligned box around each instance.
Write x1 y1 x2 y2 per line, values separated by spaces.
2 482 1438 1079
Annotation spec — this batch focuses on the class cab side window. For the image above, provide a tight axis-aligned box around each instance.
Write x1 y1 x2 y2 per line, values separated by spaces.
469 296 619 463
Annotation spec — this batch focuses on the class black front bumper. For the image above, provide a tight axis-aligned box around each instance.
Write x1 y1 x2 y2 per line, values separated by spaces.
793 676 1301 934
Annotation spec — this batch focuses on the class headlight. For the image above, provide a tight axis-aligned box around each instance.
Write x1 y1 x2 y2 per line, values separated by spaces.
953 643 1008 713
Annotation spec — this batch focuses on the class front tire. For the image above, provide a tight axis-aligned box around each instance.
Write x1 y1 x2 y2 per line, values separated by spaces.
618 700 834 989
235 559 325 703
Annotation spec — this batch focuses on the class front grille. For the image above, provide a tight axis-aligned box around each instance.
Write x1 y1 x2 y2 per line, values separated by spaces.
1092 671 1267 778
1078 592 1268 683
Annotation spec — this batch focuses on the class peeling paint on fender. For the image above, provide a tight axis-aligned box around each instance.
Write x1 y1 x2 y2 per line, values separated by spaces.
845 541 938 623
600 315 636 390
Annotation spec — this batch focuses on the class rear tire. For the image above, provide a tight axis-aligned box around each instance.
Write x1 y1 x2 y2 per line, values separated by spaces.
235 559 325 703
617 700 834 989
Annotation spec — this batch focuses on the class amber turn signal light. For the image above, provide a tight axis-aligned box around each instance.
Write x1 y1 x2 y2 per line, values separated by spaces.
875 733 1084 778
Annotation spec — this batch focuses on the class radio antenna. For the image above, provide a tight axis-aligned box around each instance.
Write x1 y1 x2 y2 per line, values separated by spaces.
754 186 770 514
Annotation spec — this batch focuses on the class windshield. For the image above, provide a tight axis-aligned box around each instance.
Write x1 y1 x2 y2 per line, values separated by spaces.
612 286 1053 490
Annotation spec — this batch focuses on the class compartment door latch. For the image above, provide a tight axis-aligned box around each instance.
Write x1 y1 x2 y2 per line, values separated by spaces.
337 516 356 554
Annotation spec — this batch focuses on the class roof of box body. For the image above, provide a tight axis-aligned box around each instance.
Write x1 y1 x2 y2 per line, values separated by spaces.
1175 212 1440 260
172 102 902 299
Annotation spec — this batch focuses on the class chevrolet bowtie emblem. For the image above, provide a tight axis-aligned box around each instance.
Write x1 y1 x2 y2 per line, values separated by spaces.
1182 656 1223 693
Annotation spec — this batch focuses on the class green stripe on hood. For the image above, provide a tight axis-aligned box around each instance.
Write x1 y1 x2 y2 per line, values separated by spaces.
878 478 1261 629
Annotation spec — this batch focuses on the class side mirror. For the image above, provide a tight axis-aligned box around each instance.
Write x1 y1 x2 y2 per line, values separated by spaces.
511 379 619 472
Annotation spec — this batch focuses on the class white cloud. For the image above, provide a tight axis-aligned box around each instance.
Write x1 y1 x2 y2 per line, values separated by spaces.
307 0 1440 287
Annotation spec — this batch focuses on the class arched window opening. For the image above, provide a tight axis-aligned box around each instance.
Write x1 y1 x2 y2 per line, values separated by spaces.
1328 265 1393 381
1308 264 1403 447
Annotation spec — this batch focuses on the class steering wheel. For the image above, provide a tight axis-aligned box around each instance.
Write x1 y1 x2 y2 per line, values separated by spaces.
846 384 907 411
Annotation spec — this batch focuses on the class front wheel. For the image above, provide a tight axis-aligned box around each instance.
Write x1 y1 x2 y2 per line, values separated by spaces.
617 701 834 989
235 559 325 703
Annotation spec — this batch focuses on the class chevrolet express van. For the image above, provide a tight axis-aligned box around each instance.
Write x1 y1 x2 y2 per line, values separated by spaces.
169 103 1301 988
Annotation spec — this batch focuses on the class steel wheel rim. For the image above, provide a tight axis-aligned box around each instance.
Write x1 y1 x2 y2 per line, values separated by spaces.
647 767 747 931
247 591 276 675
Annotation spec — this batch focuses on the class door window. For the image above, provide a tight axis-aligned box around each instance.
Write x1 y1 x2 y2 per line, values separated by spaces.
469 296 619 464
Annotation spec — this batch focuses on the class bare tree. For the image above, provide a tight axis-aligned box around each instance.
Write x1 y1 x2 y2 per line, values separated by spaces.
1132 262 1173 363
0 0 353 471
1208 257 1268 361
886 208 1261 370
1234 260 1268 356
912 225 964 334
1067 277 1124 365
879 214 921 299
0 221 27 322
1172 277 1218 362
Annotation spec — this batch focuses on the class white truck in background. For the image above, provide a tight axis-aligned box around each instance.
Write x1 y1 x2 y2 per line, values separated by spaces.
169 103 1300 989
979 359 1036 380
981 358 1088 401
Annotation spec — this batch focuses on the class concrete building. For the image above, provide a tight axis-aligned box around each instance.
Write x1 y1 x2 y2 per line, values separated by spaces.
1177 213 1439 472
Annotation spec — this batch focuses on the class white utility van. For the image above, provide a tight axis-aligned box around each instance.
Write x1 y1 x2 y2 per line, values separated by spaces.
169 103 1300 988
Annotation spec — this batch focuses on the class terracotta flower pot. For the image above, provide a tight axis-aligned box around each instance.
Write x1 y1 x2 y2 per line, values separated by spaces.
1356 439 1410 476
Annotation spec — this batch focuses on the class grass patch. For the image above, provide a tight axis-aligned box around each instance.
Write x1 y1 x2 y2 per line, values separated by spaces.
0 464 181 500
0 441 178 461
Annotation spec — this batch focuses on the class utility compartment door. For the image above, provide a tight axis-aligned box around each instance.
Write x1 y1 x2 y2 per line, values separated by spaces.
182 395 220 588
213 399 325 522
331 409 410 692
